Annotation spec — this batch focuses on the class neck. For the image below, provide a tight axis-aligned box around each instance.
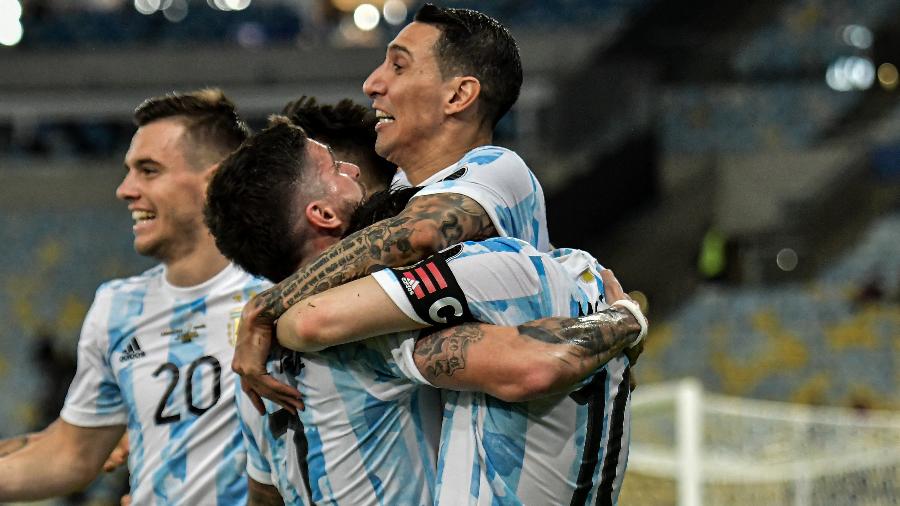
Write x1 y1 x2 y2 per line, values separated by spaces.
299 234 342 268
401 124 493 186
163 233 230 287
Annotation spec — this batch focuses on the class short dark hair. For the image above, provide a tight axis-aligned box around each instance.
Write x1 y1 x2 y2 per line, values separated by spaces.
282 96 396 191
414 3 522 128
134 88 250 169
204 117 311 282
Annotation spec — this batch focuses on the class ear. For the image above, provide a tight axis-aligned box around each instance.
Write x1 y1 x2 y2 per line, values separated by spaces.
444 76 481 116
201 162 220 182
304 199 345 233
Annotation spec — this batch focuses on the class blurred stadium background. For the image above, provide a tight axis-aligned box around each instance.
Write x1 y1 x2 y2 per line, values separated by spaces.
0 0 897 504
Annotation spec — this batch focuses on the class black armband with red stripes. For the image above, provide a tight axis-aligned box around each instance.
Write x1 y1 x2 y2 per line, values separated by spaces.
387 245 474 327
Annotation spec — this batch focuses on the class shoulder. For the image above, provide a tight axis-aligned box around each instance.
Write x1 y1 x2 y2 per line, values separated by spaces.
458 146 525 168
94 264 165 298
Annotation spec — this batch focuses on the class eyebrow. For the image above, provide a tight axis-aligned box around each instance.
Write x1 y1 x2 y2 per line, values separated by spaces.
387 43 413 60
125 158 160 170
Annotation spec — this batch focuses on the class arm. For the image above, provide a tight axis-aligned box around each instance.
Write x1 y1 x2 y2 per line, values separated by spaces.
248 478 284 506
0 419 125 501
235 193 494 411
412 308 641 402
258 193 494 321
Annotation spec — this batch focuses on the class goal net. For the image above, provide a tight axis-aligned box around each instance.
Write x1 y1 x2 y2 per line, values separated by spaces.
620 379 900 506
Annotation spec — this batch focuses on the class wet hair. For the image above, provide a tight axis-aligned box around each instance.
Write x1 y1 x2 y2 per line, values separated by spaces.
282 96 396 192
133 88 250 169
204 117 313 282
414 3 522 128
346 185 421 235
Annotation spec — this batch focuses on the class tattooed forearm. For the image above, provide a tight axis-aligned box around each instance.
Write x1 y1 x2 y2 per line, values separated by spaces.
257 193 496 320
518 307 641 364
0 436 30 458
414 325 486 380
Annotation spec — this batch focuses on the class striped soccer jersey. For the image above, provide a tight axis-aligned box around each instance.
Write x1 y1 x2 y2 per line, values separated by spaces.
238 341 442 505
372 237 633 506
61 263 269 506
400 145 550 253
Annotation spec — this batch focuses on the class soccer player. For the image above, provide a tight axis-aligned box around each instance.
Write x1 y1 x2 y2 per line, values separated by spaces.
206 120 646 505
235 3 554 417
222 97 408 505
0 89 268 505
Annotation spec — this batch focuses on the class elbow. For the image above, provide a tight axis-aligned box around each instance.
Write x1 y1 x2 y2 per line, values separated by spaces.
280 301 339 352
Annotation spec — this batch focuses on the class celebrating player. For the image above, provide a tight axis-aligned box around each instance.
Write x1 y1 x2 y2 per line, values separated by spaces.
0 89 268 505
236 2 553 414
206 119 646 504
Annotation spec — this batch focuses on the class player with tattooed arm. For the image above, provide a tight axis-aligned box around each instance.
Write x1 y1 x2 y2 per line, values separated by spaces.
233 4 558 411
206 120 647 505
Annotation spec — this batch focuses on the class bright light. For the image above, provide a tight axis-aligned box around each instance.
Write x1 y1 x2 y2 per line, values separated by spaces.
224 0 250 11
841 24 873 49
826 57 875 91
134 0 159 14
383 0 407 25
878 63 898 90
163 0 187 22
0 17 22 46
0 0 23 21
354 3 380 31
776 248 798 272
212 0 231 11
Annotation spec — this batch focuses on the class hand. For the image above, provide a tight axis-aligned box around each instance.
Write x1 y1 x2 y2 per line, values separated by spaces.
102 433 129 473
233 295 304 415
599 269 632 305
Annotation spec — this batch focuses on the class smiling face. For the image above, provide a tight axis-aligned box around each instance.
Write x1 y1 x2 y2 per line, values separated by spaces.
116 118 212 263
362 22 452 169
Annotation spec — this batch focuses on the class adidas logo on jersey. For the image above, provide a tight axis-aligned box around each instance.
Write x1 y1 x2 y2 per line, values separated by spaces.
401 276 421 296
119 337 147 362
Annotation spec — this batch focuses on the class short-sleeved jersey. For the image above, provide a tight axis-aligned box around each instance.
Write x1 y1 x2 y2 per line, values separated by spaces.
236 380 306 505
61 263 269 506
238 341 442 505
401 145 550 252
372 238 633 506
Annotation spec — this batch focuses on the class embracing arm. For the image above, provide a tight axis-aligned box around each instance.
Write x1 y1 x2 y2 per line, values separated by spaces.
256 193 494 321
413 307 642 402
0 419 125 501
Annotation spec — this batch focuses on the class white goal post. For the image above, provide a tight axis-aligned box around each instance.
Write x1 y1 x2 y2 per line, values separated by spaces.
622 379 900 506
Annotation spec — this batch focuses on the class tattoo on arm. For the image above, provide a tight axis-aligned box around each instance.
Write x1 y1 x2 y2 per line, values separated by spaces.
413 307 640 383
257 193 496 320
414 325 486 381
0 435 30 458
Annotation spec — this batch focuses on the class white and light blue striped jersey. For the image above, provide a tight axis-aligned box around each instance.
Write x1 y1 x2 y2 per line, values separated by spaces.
236 379 305 505
241 341 442 505
61 263 269 506
406 145 550 252
372 237 633 506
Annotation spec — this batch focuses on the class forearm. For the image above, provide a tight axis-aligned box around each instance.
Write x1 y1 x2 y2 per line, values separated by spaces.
256 193 495 321
0 432 42 458
413 306 642 402
0 420 124 501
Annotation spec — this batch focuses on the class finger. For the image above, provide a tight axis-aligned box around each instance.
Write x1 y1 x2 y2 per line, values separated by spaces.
248 390 266 416
599 269 628 303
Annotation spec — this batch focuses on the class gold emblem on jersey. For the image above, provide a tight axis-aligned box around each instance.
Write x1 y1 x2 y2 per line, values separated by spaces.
161 324 206 343
227 309 243 347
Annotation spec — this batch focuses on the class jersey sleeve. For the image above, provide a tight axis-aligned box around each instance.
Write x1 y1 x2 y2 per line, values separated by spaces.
235 384 274 486
412 147 549 251
60 290 128 427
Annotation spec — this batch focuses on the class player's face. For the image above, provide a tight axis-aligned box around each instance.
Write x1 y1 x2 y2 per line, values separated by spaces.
116 119 211 262
306 139 365 222
362 22 451 167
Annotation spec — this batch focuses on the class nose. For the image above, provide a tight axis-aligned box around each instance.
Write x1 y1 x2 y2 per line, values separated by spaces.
338 161 361 180
116 170 139 202
362 64 385 99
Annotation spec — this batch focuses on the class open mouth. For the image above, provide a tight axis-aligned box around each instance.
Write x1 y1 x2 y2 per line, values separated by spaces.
375 109 395 126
